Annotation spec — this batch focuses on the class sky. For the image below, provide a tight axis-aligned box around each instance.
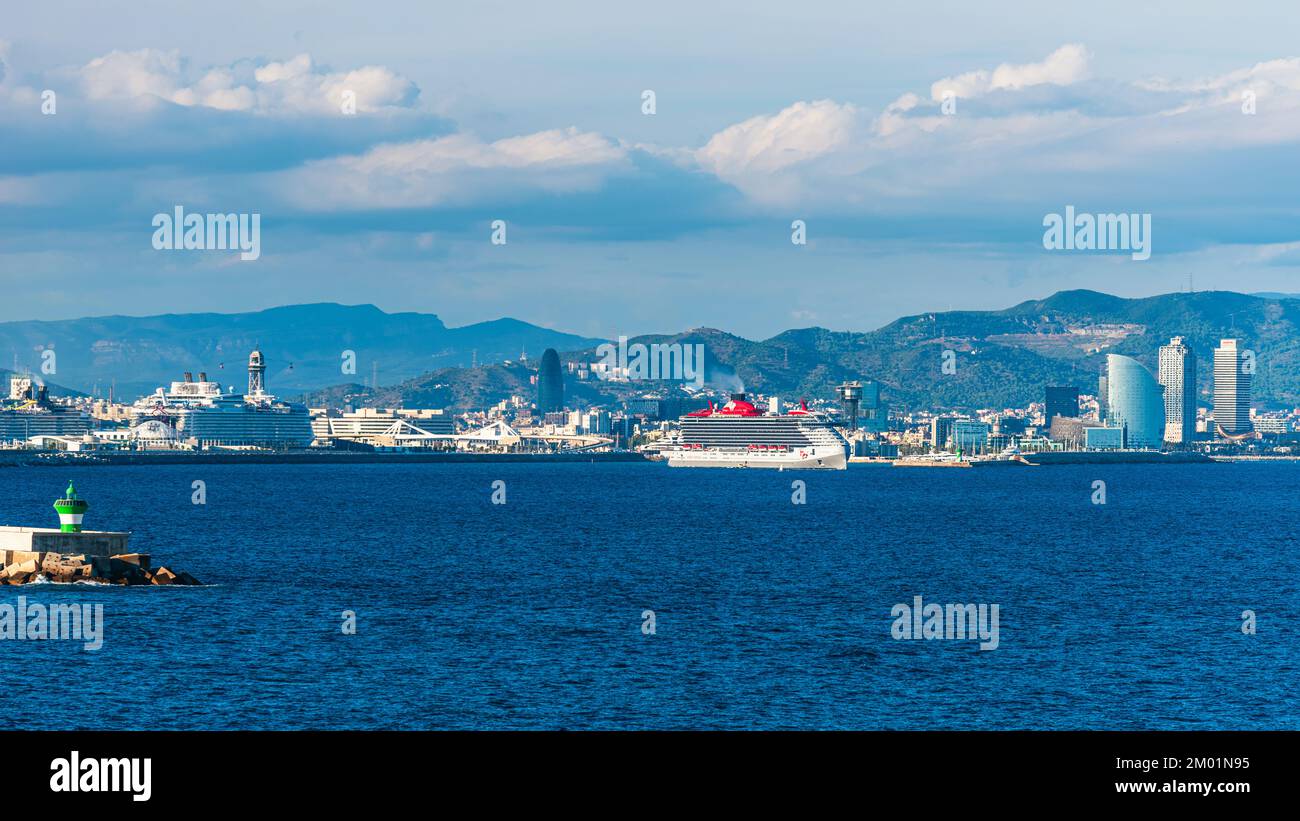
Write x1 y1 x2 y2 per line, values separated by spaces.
3 1 1300 340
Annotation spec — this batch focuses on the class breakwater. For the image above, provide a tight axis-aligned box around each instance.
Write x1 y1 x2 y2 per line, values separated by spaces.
1021 451 1214 466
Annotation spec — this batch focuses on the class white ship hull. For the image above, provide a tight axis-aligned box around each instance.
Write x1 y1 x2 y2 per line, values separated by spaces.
666 445 846 470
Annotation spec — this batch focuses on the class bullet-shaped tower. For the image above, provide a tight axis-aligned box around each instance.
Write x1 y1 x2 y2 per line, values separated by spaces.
53 481 89 533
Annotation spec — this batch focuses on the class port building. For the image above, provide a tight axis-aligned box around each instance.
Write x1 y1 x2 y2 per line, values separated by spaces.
311 407 455 448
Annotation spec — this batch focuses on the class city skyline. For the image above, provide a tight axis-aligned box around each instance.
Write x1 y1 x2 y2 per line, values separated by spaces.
2 287 1300 428
5 326 1287 450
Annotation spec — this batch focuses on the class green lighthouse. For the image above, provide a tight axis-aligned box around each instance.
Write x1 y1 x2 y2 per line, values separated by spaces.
53 481 89 533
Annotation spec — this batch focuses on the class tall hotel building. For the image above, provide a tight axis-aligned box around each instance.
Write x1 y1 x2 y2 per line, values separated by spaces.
1213 339 1253 436
1157 336 1196 444
1106 354 1165 449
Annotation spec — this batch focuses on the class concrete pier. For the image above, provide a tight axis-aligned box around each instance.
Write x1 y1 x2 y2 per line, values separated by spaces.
0 526 130 558
0 483 200 585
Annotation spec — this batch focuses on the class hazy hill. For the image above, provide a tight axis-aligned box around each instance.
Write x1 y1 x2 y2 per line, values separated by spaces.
771 289 1299 410
11 291 1298 413
343 290 1300 413
0 303 605 400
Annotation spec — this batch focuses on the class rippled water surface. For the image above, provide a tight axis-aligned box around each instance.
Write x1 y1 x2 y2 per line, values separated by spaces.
1 461 1296 729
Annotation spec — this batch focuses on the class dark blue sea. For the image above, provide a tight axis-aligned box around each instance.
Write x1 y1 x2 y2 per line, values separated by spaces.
1 461 1297 730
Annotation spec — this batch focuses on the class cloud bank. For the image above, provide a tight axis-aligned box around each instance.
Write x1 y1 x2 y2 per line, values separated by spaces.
77 49 418 114
3 43 1300 255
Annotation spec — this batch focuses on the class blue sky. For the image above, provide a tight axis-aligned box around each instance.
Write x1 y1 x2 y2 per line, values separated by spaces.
3 1 1300 339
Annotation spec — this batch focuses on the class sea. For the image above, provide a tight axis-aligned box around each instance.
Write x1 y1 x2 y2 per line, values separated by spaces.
0 460 1296 730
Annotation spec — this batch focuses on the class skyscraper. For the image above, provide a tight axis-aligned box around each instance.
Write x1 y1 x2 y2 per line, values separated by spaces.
1106 354 1165 449
1213 339 1253 436
1157 336 1196 444
1044 386 1079 424
537 348 564 413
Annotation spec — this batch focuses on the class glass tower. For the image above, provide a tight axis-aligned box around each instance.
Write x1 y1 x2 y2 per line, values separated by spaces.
537 348 565 413
1106 354 1165 449
1044 385 1079 423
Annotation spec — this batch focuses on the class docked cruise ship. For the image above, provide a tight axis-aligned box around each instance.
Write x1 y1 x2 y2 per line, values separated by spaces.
665 394 848 469
0 376 92 444
131 351 313 449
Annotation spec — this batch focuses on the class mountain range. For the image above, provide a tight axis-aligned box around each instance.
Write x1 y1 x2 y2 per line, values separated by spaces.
0 303 603 401
318 289 1300 413
5 290 1298 412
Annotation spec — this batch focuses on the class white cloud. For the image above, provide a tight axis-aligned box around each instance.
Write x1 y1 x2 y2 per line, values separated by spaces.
12 39 1300 253
77 49 417 114
279 126 629 209
689 48 1101 204
696 99 861 175
253 54 313 85
1137 56 1300 122
694 100 868 203
689 44 1300 211
930 44 1091 101
80 49 184 103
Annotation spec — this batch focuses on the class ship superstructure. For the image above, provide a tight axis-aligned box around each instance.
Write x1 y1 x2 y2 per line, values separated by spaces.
0 376 91 444
130 352 312 449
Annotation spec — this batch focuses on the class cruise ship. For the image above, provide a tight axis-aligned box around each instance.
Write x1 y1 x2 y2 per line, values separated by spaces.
131 351 313 449
665 394 849 469
0 376 92 444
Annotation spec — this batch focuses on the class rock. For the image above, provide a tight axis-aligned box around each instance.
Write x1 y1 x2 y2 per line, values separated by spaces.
4 550 43 567
151 567 178 586
49 567 78 584
0 548 198 586
108 558 149 583
3 559 38 584
36 551 93 583
110 553 151 572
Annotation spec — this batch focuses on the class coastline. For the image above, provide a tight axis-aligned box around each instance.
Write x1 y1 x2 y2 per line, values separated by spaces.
0 450 648 467
3 449 1286 469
